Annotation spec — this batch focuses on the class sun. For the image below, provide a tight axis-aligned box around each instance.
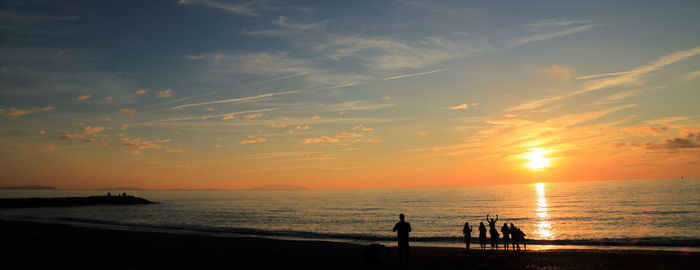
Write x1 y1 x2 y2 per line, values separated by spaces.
523 148 552 170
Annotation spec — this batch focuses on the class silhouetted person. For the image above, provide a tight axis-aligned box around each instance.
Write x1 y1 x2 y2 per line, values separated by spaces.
510 223 520 250
501 223 510 250
486 214 499 250
478 222 487 250
392 213 411 265
462 222 472 250
107 192 111 196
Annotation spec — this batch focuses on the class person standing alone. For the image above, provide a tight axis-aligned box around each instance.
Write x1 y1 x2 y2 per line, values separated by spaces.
392 213 412 265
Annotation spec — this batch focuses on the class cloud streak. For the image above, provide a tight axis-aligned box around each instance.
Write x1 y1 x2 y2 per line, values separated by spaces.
157 108 279 122
168 90 299 110
509 23 605 47
510 45 700 111
383 68 449 81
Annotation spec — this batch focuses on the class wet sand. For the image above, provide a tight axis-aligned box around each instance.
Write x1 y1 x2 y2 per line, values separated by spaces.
1 220 698 269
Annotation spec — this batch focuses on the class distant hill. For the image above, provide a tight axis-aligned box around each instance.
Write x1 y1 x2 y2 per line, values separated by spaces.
0 185 56 190
248 184 309 191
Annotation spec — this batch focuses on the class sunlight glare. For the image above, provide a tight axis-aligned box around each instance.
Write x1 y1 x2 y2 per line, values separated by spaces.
524 148 552 170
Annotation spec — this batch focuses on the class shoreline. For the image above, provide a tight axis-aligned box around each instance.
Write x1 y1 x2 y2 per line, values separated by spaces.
1 220 699 269
2 216 698 253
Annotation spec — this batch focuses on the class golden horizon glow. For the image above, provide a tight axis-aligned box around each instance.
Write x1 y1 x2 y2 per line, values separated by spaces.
524 148 553 171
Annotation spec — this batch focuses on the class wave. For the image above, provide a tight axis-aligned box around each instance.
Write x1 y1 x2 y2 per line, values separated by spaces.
11 216 697 248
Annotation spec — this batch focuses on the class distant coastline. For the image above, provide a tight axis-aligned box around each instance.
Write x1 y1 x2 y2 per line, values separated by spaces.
0 185 56 190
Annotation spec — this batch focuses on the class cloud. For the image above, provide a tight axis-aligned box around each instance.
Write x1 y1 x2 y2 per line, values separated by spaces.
76 94 91 100
383 68 449 81
222 114 236 120
311 116 321 120
509 46 700 111
382 97 392 101
81 126 105 135
575 71 636 80
680 70 700 81
119 137 174 155
187 0 262 17
363 139 382 143
118 108 136 115
329 100 396 111
509 23 605 47
157 108 278 122
301 136 339 144
0 106 55 117
545 65 573 79
157 89 174 98
296 125 311 130
104 96 113 101
242 113 263 119
317 36 486 70
168 90 298 110
353 125 373 131
450 103 469 110
135 89 149 95
644 138 700 150
240 137 267 144
60 126 107 140
36 130 46 135
621 124 668 135
417 131 429 136
186 52 313 76
336 132 363 138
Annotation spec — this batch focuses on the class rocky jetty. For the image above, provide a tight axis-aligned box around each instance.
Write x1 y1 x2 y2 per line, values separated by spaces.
0 195 153 208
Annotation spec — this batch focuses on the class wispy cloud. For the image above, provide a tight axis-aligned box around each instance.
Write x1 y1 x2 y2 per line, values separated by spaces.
509 23 605 47
75 94 91 100
117 108 136 115
383 68 449 81
0 106 55 116
301 136 339 144
168 90 298 110
157 108 278 122
576 71 636 80
509 45 700 111
240 137 267 144
680 70 700 81
328 100 397 111
450 103 469 110
182 0 262 17
157 89 173 98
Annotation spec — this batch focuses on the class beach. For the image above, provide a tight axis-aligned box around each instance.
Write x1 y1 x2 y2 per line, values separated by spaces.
1 220 697 270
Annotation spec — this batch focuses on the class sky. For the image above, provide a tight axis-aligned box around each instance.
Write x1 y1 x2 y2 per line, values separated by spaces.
1 0 699 190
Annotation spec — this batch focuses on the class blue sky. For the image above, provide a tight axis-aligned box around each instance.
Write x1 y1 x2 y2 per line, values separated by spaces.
1 0 699 189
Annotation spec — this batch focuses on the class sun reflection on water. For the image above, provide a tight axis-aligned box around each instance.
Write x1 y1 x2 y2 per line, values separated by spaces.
534 182 555 240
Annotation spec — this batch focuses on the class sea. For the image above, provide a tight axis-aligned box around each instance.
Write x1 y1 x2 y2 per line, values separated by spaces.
1 178 699 251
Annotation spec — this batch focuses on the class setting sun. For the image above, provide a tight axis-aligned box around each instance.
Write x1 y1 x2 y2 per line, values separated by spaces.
524 148 553 170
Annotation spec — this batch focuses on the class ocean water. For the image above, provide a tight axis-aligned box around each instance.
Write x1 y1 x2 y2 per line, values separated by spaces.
1 178 699 250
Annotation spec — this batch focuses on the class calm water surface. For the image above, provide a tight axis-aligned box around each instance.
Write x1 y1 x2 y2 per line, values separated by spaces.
1 178 699 249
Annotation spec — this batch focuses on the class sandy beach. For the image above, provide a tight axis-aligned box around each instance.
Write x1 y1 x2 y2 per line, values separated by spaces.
1 220 697 270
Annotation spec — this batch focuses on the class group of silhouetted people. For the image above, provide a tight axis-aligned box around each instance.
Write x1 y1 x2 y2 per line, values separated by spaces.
392 213 526 264
467 214 526 251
